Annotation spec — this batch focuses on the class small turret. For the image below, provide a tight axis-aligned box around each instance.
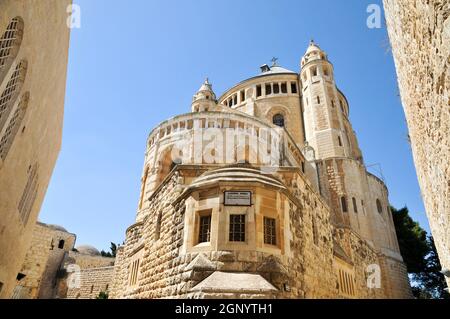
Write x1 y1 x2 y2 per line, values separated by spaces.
301 40 328 67
192 78 217 112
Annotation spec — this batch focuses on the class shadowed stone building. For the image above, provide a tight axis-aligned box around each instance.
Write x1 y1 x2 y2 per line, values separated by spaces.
110 42 412 299
0 0 71 298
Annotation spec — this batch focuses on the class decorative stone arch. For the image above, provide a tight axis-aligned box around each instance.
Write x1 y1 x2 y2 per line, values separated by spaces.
155 146 181 186
0 17 24 86
265 105 291 128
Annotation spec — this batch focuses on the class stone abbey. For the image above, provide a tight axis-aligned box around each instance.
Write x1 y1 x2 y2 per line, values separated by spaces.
108 42 412 299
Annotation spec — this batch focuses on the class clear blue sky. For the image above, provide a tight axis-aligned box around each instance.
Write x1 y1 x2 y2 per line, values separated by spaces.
39 0 429 251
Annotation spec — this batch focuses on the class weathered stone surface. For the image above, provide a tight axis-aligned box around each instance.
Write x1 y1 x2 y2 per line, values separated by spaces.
0 0 71 298
383 0 450 288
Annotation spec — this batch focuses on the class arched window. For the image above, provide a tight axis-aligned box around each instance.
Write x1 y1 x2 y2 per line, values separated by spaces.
0 60 27 132
155 212 162 240
376 199 383 214
0 92 29 161
341 196 348 213
0 17 24 85
272 113 285 127
58 240 65 249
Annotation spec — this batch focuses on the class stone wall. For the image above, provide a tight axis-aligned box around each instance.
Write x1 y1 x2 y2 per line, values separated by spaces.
12 223 75 299
111 165 407 298
383 0 450 287
66 266 114 299
0 0 71 298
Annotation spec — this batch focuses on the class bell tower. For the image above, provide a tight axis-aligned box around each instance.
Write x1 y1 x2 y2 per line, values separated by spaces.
300 41 362 162
191 78 217 112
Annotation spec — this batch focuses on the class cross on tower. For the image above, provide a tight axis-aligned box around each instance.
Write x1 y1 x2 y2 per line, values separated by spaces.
271 57 279 66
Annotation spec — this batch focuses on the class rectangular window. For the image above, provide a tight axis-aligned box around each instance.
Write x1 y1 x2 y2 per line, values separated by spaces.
273 83 280 94
233 95 237 105
301 161 305 173
264 217 277 245
291 82 297 94
341 196 348 213
256 85 262 97
265 83 272 95
129 259 140 286
338 136 342 146
240 90 245 102
312 67 318 76
229 214 246 242
317 96 321 104
198 215 211 243
0 282 3 294
352 197 358 213
281 82 287 93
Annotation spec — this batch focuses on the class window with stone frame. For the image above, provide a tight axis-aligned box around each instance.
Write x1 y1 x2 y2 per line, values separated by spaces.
291 82 298 94
341 196 348 213
273 83 280 94
0 17 24 84
155 212 162 240
0 60 27 132
376 199 383 214
352 197 358 213
337 268 356 297
312 216 319 246
198 214 211 243
129 259 140 286
256 85 262 97
272 113 285 127
229 214 245 242
265 83 272 95
263 217 276 246
281 82 287 93
0 92 29 161
18 163 38 225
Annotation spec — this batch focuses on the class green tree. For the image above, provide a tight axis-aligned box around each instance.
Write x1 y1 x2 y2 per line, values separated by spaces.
96 291 109 299
391 206 449 299
391 206 428 273
100 242 117 258
412 237 450 299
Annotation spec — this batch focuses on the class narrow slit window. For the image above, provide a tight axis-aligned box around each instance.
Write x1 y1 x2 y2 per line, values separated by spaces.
352 197 358 213
341 196 348 213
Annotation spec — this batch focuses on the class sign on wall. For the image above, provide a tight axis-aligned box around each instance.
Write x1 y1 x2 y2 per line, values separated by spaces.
224 191 252 206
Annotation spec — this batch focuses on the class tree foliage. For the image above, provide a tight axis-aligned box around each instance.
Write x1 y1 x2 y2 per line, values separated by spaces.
391 206 449 299
100 242 117 258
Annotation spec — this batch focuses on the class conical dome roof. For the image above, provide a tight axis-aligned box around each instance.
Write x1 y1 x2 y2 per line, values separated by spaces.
305 40 322 54
198 78 213 93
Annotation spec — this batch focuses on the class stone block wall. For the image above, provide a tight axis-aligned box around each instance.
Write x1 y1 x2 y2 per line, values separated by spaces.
66 266 114 299
383 0 450 287
13 223 75 299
